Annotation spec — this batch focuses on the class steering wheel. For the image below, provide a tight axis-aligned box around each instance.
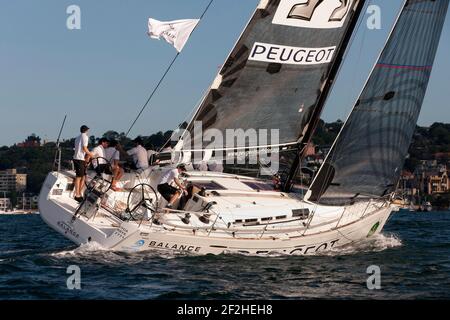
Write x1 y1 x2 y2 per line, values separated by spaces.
126 183 159 221
84 157 114 194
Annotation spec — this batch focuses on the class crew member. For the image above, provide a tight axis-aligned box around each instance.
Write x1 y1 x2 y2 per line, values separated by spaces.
157 164 187 209
105 139 125 191
73 125 93 203
127 137 149 171
91 138 110 175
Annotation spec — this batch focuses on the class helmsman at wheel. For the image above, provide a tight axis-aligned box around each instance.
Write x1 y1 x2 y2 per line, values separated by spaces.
157 164 187 209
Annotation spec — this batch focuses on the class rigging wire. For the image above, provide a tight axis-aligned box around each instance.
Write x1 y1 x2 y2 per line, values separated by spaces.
156 85 210 153
125 52 180 137
125 0 215 138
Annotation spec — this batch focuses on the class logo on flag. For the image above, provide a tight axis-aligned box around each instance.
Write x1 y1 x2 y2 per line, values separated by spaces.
148 18 199 52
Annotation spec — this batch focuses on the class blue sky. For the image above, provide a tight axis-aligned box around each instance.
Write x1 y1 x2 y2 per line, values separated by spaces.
0 0 449 146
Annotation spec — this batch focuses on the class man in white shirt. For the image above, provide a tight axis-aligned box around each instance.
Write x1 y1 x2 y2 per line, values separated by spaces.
157 164 187 209
105 139 124 191
73 125 93 203
91 138 109 174
127 137 149 171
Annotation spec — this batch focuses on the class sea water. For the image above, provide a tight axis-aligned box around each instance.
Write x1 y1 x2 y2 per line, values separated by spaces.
0 211 449 299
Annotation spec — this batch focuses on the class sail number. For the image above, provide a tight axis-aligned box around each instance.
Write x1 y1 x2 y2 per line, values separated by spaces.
273 0 354 29
288 0 351 22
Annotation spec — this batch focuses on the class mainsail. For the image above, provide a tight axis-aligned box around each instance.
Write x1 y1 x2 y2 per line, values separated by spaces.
181 0 365 152
306 0 449 204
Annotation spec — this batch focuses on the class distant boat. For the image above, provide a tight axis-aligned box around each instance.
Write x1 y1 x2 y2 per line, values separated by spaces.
39 0 449 255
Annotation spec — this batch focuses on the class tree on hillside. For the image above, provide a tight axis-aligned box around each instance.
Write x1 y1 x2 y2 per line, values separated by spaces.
25 134 41 144
312 120 343 146
103 131 120 141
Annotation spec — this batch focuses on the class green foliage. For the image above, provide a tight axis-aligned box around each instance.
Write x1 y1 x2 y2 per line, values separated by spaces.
0 144 55 193
9 190 18 207
431 193 450 210
311 120 343 146
408 123 450 161
25 134 41 144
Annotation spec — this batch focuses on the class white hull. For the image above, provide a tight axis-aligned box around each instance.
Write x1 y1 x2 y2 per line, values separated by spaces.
39 170 396 255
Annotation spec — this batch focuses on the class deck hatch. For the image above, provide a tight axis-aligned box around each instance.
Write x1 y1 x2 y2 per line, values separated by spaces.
191 181 227 191
242 181 276 191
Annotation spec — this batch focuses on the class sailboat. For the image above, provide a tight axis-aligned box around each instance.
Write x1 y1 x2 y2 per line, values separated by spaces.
38 0 449 255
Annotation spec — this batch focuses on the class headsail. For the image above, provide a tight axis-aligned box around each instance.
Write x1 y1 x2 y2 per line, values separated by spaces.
306 0 449 204
181 0 365 152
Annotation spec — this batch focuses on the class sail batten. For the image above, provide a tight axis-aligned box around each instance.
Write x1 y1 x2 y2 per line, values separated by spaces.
306 0 449 205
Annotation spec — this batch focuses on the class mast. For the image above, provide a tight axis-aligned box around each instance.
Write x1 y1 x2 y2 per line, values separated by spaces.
284 0 366 191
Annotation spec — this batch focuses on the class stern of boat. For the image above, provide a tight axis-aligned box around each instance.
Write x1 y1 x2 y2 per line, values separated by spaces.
38 171 141 248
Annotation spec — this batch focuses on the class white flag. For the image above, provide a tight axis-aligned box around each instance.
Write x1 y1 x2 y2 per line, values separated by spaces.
148 18 199 52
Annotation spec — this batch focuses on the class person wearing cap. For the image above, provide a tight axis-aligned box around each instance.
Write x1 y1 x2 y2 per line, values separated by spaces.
127 137 149 171
157 164 187 209
73 125 93 203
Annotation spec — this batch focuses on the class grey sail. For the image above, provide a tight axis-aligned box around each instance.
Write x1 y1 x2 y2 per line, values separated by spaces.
306 0 449 204
181 0 365 152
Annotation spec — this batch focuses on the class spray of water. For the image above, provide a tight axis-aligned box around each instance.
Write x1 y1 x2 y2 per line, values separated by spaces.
50 241 108 257
51 241 185 262
49 232 402 260
324 233 403 256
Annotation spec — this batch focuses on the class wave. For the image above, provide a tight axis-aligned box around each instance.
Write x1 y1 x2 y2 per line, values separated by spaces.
50 241 108 257
324 233 403 256
232 233 403 258
48 233 403 261
49 242 186 263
